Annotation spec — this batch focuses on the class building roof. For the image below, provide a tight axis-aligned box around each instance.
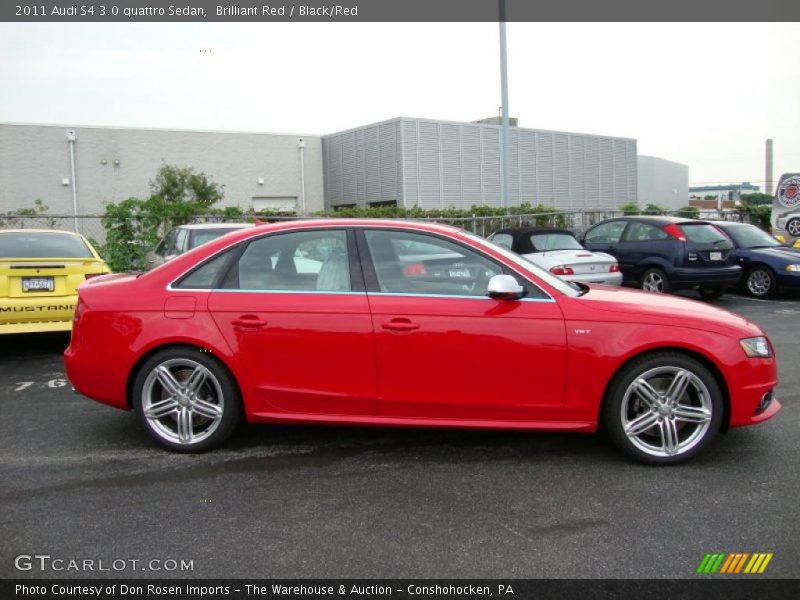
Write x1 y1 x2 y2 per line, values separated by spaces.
689 182 759 193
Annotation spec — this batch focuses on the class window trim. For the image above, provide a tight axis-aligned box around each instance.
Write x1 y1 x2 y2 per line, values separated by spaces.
354 227 551 301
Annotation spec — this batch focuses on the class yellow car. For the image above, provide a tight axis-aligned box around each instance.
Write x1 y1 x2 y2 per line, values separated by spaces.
0 229 111 334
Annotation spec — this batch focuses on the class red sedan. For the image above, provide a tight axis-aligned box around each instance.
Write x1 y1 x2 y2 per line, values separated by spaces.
64 220 780 464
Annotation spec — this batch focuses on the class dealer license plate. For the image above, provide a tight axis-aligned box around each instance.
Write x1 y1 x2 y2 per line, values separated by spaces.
709 251 723 261
22 277 54 292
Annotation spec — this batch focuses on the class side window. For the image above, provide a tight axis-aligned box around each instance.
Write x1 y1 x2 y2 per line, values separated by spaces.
364 230 502 297
584 221 627 244
174 228 189 254
490 233 514 250
175 249 234 289
232 230 350 292
623 222 669 242
156 229 178 256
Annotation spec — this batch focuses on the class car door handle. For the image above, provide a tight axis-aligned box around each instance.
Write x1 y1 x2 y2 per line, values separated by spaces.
382 318 420 332
232 315 268 329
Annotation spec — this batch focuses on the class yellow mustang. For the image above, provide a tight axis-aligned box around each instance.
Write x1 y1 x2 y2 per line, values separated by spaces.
0 229 111 334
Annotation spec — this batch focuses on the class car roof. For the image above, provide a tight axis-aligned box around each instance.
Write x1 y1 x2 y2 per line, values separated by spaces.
178 223 254 230
493 227 575 236
613 215 699 225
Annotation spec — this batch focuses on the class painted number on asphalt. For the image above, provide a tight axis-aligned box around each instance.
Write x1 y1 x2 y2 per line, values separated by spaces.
12 377 68 392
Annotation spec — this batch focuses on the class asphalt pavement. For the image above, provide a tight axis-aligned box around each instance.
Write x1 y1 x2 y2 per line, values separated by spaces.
1 292 798 579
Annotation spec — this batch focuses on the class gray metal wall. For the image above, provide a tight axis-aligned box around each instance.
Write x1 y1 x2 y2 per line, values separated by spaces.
637 155 689 210
323 117 638 210
0 123 324 214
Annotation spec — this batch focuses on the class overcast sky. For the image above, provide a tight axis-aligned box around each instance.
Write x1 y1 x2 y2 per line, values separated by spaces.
2 22 798 189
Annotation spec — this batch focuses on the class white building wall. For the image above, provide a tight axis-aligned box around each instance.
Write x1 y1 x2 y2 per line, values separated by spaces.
637 155 689 210
0 123 324 214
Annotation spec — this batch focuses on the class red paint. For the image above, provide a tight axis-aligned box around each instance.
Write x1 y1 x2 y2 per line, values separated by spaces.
64 219 780 434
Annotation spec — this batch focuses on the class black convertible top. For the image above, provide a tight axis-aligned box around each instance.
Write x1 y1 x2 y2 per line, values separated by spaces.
491 227 578 254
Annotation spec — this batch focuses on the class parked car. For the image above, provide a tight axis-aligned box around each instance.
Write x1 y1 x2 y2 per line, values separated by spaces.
713 221 800 298
0 229 110 334
580 216 741 299
64 219 780 464
775 210 800 238
145 223 253 270
488 227 622 286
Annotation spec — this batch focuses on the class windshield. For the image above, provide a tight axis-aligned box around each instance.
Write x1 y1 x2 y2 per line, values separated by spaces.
530 232 583 251
459 231 579 297
0 232 93 258
189 228 245 249
720 224 781 249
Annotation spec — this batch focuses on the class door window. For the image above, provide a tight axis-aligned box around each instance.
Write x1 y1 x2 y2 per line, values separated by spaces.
363 230 502 297
623 222 669 242
228 230 350 292
584 221 627 244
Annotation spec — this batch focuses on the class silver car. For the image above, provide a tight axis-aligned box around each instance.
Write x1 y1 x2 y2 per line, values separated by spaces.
145 223 252 270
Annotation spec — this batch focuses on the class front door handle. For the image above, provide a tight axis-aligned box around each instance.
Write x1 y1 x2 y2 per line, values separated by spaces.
232 315 268 329
382 318 420 332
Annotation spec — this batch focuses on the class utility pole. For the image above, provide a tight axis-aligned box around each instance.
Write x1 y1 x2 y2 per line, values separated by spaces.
499 0 510 209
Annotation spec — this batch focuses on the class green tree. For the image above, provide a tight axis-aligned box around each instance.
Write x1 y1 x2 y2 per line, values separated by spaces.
148 164 225 235
643 203 668 215
740 192 773 206
675 205 700 219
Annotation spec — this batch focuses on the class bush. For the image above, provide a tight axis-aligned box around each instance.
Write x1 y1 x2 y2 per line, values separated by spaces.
675 205 700 219
619 202 640 215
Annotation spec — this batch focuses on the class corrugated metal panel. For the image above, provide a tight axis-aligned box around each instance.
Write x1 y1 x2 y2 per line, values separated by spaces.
613 139 628 207
535 132 554 205
461 125 483 205
328 138 343 206
599 138 614 209
364 126 380 201
569 135 585 210
355 129 366 204
341 132 356 204
508 129 520 205
519 130 537 205
379 122 397 202
401 120 419 205
553 133 570 208
481 127 501 205
627 140 638 202
584 137 600 208
418 121 441 208
441 123 462 207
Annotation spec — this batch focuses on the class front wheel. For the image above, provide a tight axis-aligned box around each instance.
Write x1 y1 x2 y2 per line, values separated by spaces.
640 268 671 293
132 347 242 452
745 266 776 298
785 217 800 238
604 352 723 465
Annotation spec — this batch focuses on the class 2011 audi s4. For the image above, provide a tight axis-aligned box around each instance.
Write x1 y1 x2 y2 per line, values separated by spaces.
64 220 780 464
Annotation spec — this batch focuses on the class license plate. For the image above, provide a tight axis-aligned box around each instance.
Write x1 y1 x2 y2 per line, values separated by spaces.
22 277 54 292
448 268 471 279
709 251 722 261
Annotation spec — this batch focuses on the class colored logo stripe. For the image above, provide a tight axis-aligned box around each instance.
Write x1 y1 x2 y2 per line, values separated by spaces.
697 553 773 574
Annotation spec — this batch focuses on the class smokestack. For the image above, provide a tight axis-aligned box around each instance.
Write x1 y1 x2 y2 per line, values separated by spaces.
765 139 774 196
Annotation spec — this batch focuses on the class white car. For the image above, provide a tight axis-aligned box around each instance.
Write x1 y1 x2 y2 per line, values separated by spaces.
488 227 623 285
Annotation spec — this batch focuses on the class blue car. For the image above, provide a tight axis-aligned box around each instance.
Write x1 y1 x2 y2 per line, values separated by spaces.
714 221 800 298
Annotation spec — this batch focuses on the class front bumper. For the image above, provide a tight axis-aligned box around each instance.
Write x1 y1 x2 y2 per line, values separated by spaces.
565 272 624 286
670 265 742 288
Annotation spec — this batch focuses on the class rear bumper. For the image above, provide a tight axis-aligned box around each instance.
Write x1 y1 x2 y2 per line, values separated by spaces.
0 294 77 334
566 272 623 286
670 265 741 288
0 320 72 334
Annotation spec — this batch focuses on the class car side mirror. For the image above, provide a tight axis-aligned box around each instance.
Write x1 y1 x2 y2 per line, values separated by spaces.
487 274 525 300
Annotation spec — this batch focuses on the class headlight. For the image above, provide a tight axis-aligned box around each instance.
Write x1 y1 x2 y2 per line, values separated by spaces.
740 336 772 358
785 264 800 272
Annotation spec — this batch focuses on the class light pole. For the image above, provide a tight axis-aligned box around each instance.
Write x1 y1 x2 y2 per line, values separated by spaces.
499 0 510 209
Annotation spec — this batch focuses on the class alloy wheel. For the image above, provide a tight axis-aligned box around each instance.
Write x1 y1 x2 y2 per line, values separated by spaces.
141 358 225 445
786 218 800 237
642 271 666 293
620 366 713 458
747 269 773 298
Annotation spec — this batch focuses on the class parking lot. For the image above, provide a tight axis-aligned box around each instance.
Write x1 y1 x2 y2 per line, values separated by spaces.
1 292 798 580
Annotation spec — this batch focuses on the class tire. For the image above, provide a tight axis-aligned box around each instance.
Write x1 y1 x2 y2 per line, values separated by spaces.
698 286 725 301
132 347 242 452
745 266 776 299
603 352 723 465
640 268 671 293
785 217 800 238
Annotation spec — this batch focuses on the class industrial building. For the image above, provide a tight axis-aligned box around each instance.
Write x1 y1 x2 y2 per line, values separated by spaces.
689 182 760 203
636 155 689 210
3 117 655 219
322 117 638 211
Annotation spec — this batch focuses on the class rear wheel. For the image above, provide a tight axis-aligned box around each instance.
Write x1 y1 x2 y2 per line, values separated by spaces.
132 347 241 452
640 268 671 293
745 266 776 298
698 286 725 301
785 217 800 237
604 352 723 465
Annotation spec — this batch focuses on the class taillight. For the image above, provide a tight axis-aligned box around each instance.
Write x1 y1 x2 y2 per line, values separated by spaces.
663 224 687 241
550 265 575 276
609 263 620 273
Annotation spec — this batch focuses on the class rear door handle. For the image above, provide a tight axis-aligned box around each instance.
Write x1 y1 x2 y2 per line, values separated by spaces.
232 315 268 329
382 318 420 332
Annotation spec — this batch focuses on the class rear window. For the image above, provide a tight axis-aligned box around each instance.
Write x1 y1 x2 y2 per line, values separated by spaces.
530 232 583 251
678 224 730 245
0 232 93 258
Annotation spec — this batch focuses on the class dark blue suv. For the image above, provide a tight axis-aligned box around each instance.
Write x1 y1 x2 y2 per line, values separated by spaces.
580 216 741 299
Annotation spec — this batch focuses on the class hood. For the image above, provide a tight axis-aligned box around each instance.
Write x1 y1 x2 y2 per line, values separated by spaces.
746 246 800 262
573 286 762 337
